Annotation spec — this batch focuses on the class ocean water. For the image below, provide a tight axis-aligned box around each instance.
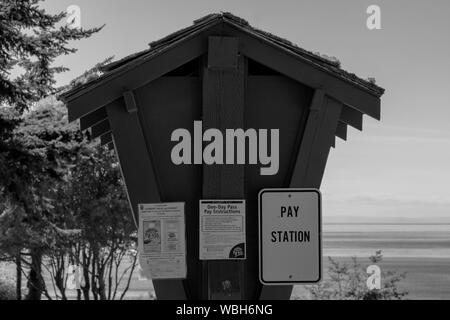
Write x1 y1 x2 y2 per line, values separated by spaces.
291 223 450 299
323 223 450 258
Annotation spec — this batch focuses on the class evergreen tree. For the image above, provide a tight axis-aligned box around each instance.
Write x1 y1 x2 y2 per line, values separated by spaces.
0 0 102 299
0 0 103 111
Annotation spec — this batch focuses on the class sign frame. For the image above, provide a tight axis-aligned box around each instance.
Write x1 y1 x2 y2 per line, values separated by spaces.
258 188 322 285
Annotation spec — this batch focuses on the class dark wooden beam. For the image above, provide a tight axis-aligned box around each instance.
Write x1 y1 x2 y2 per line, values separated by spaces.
340 105 363 131
288 89 325 186
202 37 246 300
90 119 111 139
100 132 112 146
208 36 239 69
259 92 342 300
66 23 225 122
301 97 342 187
224 23 381 120
80 107 107 131
336 121 348 141
123 91 138 113
106 98 187 300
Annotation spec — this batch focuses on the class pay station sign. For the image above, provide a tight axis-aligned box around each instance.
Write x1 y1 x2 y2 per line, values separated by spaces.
259 189 322 285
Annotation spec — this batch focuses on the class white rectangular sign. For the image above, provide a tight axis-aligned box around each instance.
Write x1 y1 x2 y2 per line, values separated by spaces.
138 202 187 279
259 189 322 285
199 200 246 260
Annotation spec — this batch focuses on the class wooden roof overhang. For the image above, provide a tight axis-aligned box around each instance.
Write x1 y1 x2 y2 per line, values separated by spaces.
60 12 384 149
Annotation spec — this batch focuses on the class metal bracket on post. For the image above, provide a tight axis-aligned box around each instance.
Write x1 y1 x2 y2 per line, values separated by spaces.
123 90 138 113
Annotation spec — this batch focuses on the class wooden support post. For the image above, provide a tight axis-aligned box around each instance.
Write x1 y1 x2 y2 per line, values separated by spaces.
106 95 187 300
300 97 342 187
259 90 342 300
91 119 111 139
80 107 107 130
336 122 348 141
100 132 112 146
202 36 246 300
340 105 363 131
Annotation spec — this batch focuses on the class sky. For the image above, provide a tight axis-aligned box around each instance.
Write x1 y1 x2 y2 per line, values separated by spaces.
43 0 450 222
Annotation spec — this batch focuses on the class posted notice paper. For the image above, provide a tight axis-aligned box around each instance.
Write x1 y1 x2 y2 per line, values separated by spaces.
138 202 187 279
199 200 246 260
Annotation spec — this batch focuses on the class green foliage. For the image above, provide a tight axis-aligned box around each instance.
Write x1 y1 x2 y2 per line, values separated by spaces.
0 0 103 111
304 251 408 300
0 97 86 253
0 0 102 227
0 92 137 299
0 277 16 300
0 0 111 300
0 264 16 300
51 145 137 300
0 0 103 251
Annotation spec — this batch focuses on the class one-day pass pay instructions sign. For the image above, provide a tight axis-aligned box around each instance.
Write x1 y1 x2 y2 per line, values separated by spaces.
259 189 322 285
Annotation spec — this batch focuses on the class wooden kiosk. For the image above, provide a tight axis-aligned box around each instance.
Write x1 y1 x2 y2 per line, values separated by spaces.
61 13 384 300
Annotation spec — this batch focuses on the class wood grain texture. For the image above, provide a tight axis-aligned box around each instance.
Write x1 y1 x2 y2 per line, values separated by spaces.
123 91 138 113
90 119 111 139
259 93 342 300
336 121 348 141
202 37 246 300
340 105 363 131
106 98 187 300
80 107 107 131
100 132 112 146
134 76 203 299
223 23 380 120
208 36 238 69
67 24 225 122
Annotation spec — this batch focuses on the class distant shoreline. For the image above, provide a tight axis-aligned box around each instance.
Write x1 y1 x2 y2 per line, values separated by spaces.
324 222 450 225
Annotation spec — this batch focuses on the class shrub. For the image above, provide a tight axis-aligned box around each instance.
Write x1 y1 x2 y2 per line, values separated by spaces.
304 251 408 300
0 275 16 300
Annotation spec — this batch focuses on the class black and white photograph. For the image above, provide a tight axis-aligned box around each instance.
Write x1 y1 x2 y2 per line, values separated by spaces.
0 0 449 312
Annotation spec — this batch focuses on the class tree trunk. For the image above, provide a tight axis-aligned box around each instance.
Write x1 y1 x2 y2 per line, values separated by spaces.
15 253 22 300
91 253 98 300
26 249 43 300
81 248 90 300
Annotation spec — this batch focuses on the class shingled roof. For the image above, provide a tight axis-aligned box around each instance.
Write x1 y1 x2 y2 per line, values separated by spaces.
60 12 385 148
62 12 384 102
